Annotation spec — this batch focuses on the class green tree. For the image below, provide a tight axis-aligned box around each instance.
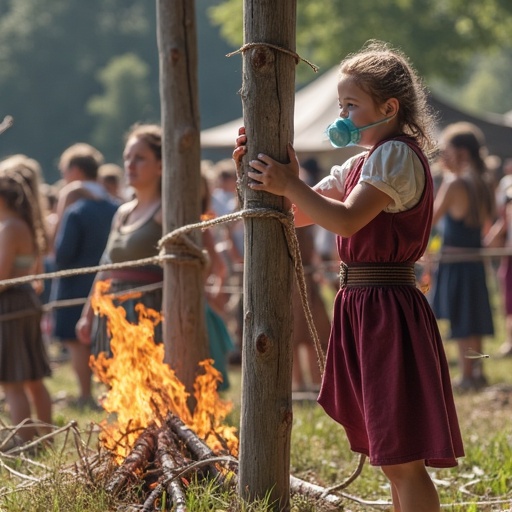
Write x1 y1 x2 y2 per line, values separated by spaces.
0 0 242 181
438 47 512 115
210 0 512 83
0 0 159 182
87 53 153 164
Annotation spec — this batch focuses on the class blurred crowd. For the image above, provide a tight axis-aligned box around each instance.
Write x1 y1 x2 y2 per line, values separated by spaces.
0 119 510 446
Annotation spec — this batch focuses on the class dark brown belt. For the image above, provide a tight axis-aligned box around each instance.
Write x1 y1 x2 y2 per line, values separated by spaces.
339 262 417 288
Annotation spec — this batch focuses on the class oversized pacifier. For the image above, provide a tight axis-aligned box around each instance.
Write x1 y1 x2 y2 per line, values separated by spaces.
326 118 361 148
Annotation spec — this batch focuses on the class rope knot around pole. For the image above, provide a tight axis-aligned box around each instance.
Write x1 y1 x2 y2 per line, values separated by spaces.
158 226 209 268
226 43 319 73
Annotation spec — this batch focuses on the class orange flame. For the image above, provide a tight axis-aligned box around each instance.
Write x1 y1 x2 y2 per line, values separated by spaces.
89 280 238 462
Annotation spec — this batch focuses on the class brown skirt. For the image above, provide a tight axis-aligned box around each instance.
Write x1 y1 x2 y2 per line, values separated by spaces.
0 285 52 382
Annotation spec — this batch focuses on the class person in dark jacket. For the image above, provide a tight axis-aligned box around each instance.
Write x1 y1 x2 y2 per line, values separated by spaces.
52 143 118 409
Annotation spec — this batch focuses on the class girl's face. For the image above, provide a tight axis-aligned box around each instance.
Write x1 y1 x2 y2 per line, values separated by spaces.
337 74 395 147
123 136 162 192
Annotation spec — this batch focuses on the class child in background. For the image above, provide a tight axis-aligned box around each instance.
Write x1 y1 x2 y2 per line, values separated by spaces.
233 41 463 512
486 163 512 358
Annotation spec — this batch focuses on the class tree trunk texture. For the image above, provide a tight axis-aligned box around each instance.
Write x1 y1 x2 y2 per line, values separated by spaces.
156 0 209 397
239 1 297 510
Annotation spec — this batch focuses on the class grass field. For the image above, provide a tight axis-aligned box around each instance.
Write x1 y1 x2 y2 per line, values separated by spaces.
1 282 512 511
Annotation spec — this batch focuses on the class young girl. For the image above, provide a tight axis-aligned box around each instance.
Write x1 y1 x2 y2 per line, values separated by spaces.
0 167 52 444
233 41 464 512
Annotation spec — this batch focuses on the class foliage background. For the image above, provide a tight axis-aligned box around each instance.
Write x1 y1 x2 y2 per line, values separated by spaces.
0 0 242 181
0 0 511 183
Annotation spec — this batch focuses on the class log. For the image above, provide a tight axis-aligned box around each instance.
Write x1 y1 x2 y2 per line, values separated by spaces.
157 0 209 401
289 475 343 508
106 426 158 495
213 465 345 509
142 483 165 512
157 429 188 512
165 414 222 480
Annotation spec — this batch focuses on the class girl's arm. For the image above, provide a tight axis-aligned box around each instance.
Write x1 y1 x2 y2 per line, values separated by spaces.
432 177 451 227
233 127 355 230
483 216 505 248
247 144 392 237
32 254 45 295
75 210 118 345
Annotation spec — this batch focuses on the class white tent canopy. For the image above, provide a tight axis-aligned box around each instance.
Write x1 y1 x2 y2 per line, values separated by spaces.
200 66 342 152
201 65 512 169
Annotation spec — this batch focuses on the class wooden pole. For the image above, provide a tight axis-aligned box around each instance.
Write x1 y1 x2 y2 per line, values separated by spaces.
156 0 209 397
239 0 297 510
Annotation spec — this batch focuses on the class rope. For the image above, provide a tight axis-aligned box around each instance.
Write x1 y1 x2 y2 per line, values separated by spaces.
159 208 326 374
430 247 512 262
0 208 326 374
0 282 164 323
0 203 509 362
226 42 319 73
5 205 507 366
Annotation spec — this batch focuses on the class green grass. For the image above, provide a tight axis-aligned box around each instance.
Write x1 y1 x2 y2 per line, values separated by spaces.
1 277 512 511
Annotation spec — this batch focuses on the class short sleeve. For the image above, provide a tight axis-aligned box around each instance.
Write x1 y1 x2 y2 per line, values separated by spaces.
360 141 425 212
314 153 363 196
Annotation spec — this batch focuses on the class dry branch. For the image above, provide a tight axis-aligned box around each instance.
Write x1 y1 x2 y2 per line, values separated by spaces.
290 475 345 508
291 475 393 510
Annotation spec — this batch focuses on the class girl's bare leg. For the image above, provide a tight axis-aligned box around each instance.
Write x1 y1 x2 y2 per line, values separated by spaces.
456 335 486 389
381 460 440 512
391 482 401 511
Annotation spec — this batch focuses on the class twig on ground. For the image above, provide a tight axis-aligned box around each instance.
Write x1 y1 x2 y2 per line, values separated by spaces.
321 453 367 496
4 420 78 456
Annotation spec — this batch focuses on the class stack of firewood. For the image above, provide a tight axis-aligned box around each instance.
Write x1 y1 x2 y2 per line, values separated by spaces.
103 412 237 512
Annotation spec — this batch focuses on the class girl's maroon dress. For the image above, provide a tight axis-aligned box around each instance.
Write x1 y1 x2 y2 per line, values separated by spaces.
317 137 464 467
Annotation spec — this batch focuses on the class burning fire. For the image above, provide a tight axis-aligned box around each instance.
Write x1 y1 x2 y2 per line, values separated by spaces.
89 280 238 462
